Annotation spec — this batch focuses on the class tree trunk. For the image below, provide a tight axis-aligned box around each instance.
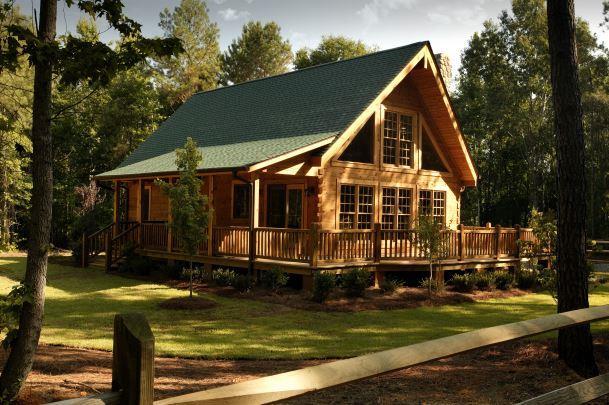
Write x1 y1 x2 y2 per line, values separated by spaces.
0 0 56 400
189 259 193 298
547 0 598 378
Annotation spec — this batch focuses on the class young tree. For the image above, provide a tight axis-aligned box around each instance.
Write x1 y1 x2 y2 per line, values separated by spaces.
0 0 181 399
220 21 292 85
547 0 598 377
158 138 211 298
294 35 375 69
155 0 221 111
415 212 447 297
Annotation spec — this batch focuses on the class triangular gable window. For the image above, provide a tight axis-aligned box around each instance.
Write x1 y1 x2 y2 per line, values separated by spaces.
421 127 448 172
338 115 374 163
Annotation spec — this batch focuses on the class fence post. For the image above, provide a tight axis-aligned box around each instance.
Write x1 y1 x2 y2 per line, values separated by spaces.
309 222 320 268
373 223 382 263
112 313 155 405
458 224 464 260
495 224 501 259
514 224 521 258
81 233 88 268
105 231 112 272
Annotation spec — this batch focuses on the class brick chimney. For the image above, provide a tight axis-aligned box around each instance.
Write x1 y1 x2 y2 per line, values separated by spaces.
434 53 452 89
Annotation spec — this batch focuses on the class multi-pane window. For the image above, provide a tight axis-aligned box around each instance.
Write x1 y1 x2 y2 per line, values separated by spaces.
339 185 374 229
418 190 445 224
383 110 415 167
382 187 412 229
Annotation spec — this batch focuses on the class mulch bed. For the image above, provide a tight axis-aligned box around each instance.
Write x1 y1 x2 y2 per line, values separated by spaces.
166 279 529 312
9 336 609 404
158 296 217 310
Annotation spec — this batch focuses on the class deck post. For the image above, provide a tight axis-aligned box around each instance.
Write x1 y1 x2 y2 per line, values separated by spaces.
373 223 382 263
309 222 320 268
495 224 501 259
81 233 88 268
112 313 154 405
458 224 464 260
167 178 173 254
514 224 521 257
113 180 119 237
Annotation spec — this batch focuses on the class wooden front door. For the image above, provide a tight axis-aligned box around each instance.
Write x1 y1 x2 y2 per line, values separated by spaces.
266 184 304 228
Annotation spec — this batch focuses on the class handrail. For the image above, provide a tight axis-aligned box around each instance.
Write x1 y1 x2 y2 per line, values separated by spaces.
88 222 114 240
517 372 609 404
154 305 609 405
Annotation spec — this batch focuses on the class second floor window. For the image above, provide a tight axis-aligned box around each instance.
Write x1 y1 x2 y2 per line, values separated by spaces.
383 110 415 167
339 184 374 229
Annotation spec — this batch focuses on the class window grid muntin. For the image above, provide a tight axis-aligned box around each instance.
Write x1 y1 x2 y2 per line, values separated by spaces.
399 114 414 167
339 184 374 229
419 190 433 217
383 111 398 165
382 187 412 229
339 185 356 229
397 188 412 229
381 188 396 229
383 110 415 168
433 191 446 223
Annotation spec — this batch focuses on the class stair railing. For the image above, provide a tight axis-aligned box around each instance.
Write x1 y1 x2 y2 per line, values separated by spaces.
105 223 141 272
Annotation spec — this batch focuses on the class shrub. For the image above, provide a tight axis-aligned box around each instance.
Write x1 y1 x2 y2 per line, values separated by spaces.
312 272 335 303
516 270 538 290
213 268 236 287
233 274 253 293
117 241 154 275
494 271 513 290
342 267 370 297
474 272 495 291
537 267 557 297
261 267 289 292
419 277 444 293
160 262 185 280
450 273 476 293
379 278 403 294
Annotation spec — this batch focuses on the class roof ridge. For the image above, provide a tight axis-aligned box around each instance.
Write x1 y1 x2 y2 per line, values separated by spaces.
192 41 429 97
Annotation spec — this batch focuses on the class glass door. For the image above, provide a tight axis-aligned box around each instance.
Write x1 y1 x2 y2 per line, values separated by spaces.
287 186 304 229
266 185 286 228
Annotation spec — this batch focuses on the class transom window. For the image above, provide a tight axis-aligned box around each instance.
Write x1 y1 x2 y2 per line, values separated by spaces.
339 184 374 229
383 110 415 167
382 187 412 229
419 190 446 224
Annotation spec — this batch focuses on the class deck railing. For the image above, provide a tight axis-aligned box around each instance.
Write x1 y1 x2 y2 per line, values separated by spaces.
85 222 537 269
81 221 137 267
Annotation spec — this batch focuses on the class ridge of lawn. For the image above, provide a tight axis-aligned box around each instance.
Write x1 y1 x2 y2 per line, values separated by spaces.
1 255 608 359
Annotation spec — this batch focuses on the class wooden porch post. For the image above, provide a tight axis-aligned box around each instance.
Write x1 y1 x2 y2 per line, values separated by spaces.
309 222 320 268
495 224 502 259
247 177 260 279
458 223 464 260
373 223 382 263
514 224 521 258
207 175 214 256
137 179 143 246
167 177 172 254
113 180 119 236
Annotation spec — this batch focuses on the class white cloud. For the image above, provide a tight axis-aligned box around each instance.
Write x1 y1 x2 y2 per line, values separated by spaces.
427 12 451 24
357 0 418 26
212 0 227 4
244 0 255 3
218 8 251 21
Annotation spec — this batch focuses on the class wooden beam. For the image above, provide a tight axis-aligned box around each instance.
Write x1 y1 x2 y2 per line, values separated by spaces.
154 305 609 405
113 180 119 236
517 372 609 405
247 137 334 173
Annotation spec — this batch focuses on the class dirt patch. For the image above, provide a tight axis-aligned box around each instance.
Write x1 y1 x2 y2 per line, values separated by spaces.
166 279 528 312
7 336 609 404
158 296 217 310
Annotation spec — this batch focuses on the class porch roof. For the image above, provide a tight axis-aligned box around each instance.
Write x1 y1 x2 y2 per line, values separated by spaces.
96 42 427 179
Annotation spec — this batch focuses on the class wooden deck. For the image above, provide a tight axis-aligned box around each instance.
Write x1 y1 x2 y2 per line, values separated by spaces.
83 222 535 275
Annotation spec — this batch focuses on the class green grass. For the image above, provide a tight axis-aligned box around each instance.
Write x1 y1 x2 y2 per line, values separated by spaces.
1 255 608 359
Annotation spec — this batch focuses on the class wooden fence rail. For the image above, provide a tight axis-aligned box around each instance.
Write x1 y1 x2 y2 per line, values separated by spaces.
50 306 609 405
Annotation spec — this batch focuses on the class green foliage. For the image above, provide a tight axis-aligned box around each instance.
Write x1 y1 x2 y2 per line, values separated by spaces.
213 268 236 287
220 21 292 85
0 282 31 349
494 271 513 290
450 273 476 293
118 241 155 275
294 35 375 69
473 272 495 291
154 0 221 110
419 278 444 293
379 278 403 294
516 269 539 290
341 267 370 298
260 267 288 293
312 272 335 303
528 209 557 254
233 274 253 293
415 212 448 295
536 267 557 299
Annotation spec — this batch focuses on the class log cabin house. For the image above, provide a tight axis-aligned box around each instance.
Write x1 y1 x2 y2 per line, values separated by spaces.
86 41 533 287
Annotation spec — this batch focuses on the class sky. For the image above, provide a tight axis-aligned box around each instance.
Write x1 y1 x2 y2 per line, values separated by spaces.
15 0 609 77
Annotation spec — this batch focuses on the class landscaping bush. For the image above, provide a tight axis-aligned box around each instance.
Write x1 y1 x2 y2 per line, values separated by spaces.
261 267 289 293
516 270 538 290
474 272 495 291
419 277 444 293
342 267 370 297
312 272 336 303
213 268 236 287
379 278 403 294
233 274 253 293
450 273 476 293
494 271 513 290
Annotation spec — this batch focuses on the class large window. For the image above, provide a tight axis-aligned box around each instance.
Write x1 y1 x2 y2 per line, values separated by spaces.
339 184 374 229
383 110 414 167
382 187 412 229
338 115 374 163
419 190 446 224
232 183 250 219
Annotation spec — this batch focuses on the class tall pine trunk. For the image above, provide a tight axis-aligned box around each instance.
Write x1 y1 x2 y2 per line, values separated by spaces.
0 0 56 399
547 0 598 378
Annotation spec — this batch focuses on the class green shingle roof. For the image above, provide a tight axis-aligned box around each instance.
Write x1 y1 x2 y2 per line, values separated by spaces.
97 41 427 179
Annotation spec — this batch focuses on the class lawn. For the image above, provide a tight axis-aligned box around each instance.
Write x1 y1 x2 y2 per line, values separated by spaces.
1 255 608 359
